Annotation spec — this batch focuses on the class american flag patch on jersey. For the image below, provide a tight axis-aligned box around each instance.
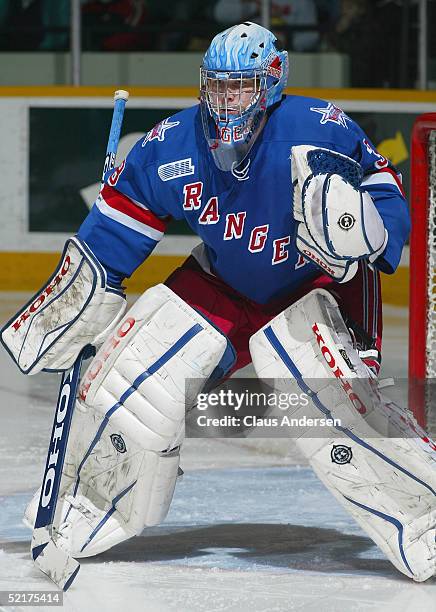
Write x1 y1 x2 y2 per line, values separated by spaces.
158 158 195 182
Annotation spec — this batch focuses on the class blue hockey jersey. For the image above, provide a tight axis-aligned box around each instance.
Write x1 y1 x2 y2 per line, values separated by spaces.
78 95 410 304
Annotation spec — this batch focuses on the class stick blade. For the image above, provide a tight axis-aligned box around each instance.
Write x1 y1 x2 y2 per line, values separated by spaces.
32 539 80 591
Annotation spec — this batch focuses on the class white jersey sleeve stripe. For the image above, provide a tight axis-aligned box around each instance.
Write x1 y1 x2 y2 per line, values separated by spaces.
96 196 164 241
361 171 403 194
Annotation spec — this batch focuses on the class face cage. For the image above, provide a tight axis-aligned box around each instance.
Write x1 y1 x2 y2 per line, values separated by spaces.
200 69 268 125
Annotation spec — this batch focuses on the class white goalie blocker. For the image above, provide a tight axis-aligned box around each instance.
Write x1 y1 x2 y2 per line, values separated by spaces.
24 284 230 557
0 237 126 373
250 289 436 582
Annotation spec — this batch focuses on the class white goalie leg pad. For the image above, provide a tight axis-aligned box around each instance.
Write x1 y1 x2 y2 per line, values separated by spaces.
249 289 436 582
25 284 229 558
0 237 126 373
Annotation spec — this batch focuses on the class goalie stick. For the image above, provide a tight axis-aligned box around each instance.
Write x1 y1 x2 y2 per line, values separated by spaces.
31 346 93 590
31 89 129 591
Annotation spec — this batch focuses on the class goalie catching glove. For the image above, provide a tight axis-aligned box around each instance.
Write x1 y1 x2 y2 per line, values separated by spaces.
0 237 126 374
291 145 388 282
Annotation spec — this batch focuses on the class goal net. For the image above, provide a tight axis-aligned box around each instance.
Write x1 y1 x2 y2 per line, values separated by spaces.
409 113 436 435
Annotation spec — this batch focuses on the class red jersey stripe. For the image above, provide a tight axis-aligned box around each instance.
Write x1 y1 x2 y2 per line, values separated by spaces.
101 184 167 232
373 167 406 197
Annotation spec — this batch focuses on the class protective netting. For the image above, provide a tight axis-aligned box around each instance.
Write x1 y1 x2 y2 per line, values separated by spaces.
425 129 436 434
307 149 363 188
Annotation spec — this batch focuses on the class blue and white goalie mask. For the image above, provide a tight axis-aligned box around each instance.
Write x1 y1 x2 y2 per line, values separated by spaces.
200 22 289 172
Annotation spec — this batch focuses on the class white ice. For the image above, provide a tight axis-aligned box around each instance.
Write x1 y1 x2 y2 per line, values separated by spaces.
0 295 434 612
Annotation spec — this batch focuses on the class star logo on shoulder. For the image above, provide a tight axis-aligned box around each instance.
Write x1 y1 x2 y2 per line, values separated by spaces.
310 103 351 129
142 118 180 146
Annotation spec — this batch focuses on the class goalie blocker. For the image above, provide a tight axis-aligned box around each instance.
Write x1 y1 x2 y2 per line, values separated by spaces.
0 237 127 374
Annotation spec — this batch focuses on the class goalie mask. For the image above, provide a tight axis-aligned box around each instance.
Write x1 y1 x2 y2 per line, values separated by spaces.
200 22 289 172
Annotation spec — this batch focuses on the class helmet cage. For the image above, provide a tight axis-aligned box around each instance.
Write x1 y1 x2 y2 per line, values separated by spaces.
201 68 267 124
200 67 268 171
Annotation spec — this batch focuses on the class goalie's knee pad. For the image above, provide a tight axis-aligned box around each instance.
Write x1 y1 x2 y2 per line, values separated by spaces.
249 289 436 582
30 284 231 558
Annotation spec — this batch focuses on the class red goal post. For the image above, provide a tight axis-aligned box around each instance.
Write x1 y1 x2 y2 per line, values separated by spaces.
409 113 436 431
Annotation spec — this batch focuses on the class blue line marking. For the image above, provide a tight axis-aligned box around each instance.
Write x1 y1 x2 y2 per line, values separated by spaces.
343 494 414 576
322 175 337 257
360 191 373 254
31 541 48 561
63 565 80 591
80 480 137 552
